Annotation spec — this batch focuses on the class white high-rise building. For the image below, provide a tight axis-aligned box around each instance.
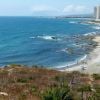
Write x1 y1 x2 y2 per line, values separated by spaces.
94 6 100 20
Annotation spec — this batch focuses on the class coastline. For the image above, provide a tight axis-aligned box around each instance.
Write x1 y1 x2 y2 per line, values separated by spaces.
60 35 100 74
84 35 100 74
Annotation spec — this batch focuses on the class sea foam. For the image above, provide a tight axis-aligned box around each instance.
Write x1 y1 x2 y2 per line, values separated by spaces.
92 26 100 30
55 54 87 69
37 35 54 40
30 35 54 40
69 21 77 24
30 35 61 41
84 32 97 36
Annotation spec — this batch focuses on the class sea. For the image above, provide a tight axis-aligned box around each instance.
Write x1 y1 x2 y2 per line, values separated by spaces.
0 17 100 68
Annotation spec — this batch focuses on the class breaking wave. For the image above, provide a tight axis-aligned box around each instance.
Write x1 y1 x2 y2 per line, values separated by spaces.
30 35 61 41
84 32 97 36
55 54 87 69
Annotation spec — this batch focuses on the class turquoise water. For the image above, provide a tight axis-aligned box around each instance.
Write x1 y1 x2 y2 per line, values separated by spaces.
0 17 99 68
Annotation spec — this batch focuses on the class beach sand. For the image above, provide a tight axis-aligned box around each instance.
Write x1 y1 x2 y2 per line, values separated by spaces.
84 36 100 74
61 35 100 74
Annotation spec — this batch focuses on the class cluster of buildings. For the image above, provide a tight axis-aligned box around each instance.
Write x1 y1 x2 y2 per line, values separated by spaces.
94 6 100 21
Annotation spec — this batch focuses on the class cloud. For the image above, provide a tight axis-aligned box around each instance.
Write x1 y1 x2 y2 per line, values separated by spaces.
31 5 59 12
31 4 88 16
63 5 86 13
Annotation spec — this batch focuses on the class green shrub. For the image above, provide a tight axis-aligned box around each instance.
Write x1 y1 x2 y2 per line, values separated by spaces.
93 74 100 80
10 64 21 67
19 92 27 100
41 85 73 100
30 85 37 93
17 78 28 83
78 84 91 92
94 84 100 93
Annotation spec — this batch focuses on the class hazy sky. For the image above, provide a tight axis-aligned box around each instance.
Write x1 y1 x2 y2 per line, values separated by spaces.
0 0 100 16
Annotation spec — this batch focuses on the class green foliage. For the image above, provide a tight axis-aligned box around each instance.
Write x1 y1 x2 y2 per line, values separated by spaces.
17 78 28 83
78 84 91 92
19 70 28 74
19 92 27 100
41 85 73 100
54 74 67 83
93 92 100 100
93 74 100 80
30 85 37 93
29 76 35 80
54 75 60 81
0 70 8 74
10 64 22 67
94 84 100 93
0 65 100 100
54 75 65 83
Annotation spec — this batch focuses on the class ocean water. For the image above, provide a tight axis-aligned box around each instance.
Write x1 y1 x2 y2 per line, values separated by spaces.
0 17 100 68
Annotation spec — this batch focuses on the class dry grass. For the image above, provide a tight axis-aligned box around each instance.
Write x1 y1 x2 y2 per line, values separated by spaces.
0 65 99 100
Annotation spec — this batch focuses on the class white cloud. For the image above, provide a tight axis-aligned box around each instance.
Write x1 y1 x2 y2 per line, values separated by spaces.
31 4 88 16
31 5 59 12
63 5 86 13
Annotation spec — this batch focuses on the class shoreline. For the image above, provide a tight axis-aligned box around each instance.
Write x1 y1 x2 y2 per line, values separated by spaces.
84 35 100 74
59 35 100 74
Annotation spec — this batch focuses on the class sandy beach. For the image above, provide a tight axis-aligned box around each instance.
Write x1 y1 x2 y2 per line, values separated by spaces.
84 36 100 74
61 35 100 74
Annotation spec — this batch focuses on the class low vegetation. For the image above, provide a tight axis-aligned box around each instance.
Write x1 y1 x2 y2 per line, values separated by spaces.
0 64 99 100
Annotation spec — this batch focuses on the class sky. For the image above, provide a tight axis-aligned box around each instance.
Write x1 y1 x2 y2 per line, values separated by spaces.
0 0 100 16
